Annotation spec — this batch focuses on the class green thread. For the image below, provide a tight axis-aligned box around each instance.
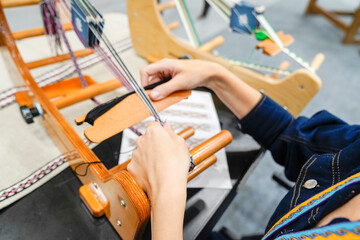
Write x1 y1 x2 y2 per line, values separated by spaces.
181 0 202 46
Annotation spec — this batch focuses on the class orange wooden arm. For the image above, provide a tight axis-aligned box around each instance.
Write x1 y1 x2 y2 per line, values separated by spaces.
82 90 192 143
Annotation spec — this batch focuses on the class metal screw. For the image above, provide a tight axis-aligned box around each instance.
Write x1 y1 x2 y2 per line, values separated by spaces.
283 106 288 111
117 220 121 227
121 200 126 207
260 89 264 93
133 12 138 17
299 84 304 89
137 38 141 43
93 183 98 188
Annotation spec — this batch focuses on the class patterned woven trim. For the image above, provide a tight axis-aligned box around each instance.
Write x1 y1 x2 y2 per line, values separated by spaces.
275 221 360 240
263 173 360 240
0 139 91 202
0 154 70 202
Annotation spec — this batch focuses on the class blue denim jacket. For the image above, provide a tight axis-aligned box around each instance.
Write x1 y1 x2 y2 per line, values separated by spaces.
239 95 360 239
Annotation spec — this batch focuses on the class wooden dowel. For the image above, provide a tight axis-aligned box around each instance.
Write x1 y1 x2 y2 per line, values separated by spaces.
190 130 232 165
26 49 93 69
52 79 122 109
177 127 195 139
158 0 176 12
311 53 325 71
14 91 33 107
12 23 72 40
146 55 161 63
167 21 179 31
198 36 224 53
271 61 290 79
1 0 41 8
187 155 217 182
331 11 356 16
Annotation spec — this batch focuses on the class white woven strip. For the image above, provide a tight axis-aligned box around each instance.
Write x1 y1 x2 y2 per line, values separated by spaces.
223 56 292 75
0 138 91 203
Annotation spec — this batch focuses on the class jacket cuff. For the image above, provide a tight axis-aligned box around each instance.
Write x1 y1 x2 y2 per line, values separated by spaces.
238 95 294 148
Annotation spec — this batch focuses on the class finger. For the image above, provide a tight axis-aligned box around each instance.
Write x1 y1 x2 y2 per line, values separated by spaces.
145 122 162 135
139 59 173 86
150 76 187 100
135 136 144 148
163 122 177 137
163 122 173 130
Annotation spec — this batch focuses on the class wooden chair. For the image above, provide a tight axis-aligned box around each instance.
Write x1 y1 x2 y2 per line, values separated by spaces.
0 1 232 239
305 0 360 44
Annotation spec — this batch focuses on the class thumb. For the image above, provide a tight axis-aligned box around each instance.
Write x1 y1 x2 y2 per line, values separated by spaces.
150 77 185 100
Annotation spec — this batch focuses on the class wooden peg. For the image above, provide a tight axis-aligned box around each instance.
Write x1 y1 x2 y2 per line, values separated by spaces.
158 0 176 12
256 31 294 56
178 126 195 139
271 61 290 79
167 21 180 31
310 53 325 71
14 91 33 108
188 155 217 182
75 115 86 125
146 55 162 63
198 36 225 53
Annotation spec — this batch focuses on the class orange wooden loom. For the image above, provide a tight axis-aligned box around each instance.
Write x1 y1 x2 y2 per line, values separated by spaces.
0 1 232 239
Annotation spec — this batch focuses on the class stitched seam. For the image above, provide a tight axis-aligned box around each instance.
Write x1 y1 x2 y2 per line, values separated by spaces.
312 206 320 222
278 135 340 152
337 150 342 183
289 155 313 210
332 154 336 186
294 157 318 206
293 135 341 152
279 136 336 152
251 95 266 115
289 155 316 210
308 209 314 224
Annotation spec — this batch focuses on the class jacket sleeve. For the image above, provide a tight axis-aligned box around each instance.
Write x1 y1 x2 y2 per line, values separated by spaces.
239 95 360 181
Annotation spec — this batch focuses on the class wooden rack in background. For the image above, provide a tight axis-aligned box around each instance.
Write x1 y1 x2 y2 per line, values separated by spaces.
305 0 360 44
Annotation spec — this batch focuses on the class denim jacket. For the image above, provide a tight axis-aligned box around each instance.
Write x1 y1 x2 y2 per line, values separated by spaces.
239 95 360 239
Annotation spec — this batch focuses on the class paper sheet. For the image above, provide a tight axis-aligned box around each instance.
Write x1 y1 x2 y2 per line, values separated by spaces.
119 91 232 189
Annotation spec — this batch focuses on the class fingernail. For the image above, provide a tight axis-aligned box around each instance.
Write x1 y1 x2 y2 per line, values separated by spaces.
151 90 161 100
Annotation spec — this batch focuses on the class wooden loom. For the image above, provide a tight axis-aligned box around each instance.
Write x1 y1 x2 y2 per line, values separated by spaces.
0 1 233 239
128 0 324 117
